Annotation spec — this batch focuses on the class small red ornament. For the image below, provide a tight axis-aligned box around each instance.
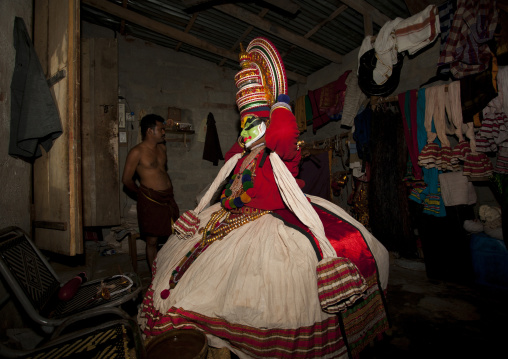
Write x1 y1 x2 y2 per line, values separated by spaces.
160 289 170 299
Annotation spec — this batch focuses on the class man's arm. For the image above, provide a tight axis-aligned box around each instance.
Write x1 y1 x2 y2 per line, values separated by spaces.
122 147 141 194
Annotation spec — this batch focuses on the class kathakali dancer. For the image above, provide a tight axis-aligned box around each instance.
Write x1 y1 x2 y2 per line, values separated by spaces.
138 37 390 358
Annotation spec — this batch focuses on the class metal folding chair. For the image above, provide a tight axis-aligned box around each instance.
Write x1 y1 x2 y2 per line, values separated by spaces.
0 226 142 333
0 307 146 358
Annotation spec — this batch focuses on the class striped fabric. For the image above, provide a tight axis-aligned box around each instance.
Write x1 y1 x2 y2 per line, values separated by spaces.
316 257 367 314
394 4 440 56
438 0 499 78
173 210 200 239
451 140 472 162
139 273 388 359
438 1 455 55
423 190 445 215
418 142 440 167
475 113 508 152
463 152 494 179
495 147 508 173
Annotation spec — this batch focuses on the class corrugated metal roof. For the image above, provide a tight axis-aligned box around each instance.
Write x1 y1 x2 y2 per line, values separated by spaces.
81 0 412 86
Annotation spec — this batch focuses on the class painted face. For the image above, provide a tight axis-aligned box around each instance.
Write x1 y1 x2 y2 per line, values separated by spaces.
240 115 266 148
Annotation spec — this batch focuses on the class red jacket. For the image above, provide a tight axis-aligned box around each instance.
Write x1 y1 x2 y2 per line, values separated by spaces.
224 106 301 211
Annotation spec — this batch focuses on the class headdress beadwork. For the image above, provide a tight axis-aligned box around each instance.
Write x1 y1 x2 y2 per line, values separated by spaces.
235 38 288 116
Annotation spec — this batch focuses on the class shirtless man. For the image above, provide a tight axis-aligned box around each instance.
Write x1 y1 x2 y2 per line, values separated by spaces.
122 114 179 269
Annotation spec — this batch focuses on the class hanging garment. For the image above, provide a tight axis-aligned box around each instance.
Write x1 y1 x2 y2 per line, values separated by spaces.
369 106 414 254
298 150 331 201
394 4 440 56
439 172 477 206
398 90 423 181
410 88 447 217
460 58 498 123
358 48 404 97
348 131 366 178
308 70 350 132
353 106 372 163
418 86 444 169
342 72 367 128
438 0 499 78
438 1 456 55
9 17 62 159
202 112 224 166
304 95 313 127
497 66 508 117
294 95 307 132
373 18 403 85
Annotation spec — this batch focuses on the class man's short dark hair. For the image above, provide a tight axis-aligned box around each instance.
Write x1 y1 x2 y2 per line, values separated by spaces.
140 114 165 140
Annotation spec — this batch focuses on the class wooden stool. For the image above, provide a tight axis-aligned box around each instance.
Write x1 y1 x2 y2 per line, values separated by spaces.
128 232 145 273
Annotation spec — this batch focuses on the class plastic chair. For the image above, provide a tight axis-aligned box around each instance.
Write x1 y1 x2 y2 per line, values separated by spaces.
0 307 146 358
0 226 142 333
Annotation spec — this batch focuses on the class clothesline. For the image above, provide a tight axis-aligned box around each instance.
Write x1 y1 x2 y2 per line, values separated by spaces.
371 83 451 106
301 132 349 149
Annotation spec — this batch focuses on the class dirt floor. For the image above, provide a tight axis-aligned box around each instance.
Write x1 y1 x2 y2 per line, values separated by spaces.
3 239 508 358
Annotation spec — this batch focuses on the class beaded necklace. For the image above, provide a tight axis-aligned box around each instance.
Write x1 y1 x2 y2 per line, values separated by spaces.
221 145 264 210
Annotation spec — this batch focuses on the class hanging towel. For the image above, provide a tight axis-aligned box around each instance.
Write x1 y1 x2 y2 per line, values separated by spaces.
202 112 224 166
9 17 62 159
439 171 477 206
394 4 440 56
373 17 403 85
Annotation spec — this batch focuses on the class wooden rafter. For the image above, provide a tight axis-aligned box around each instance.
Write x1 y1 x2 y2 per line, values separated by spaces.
218 8 269 67
175 12 199 52
305 4 347 39
281 4 347 59
120 0 127 35
215 4 343 63
263 0 300 15
363 13 373 36
340 0 391 27
81 0 307 83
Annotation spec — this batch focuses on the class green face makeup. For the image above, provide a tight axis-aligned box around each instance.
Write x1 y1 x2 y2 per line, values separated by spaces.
241 116 266 148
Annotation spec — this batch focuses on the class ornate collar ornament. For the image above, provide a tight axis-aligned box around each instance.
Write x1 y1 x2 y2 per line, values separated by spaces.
235 37 288 117
220 145 264 210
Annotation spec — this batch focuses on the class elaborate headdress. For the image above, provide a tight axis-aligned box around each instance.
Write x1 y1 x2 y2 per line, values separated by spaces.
235 37 288 119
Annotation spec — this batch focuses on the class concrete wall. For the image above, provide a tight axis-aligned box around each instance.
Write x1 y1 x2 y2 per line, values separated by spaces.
82 23 241 218
0 0 33 336
0 1 32 233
